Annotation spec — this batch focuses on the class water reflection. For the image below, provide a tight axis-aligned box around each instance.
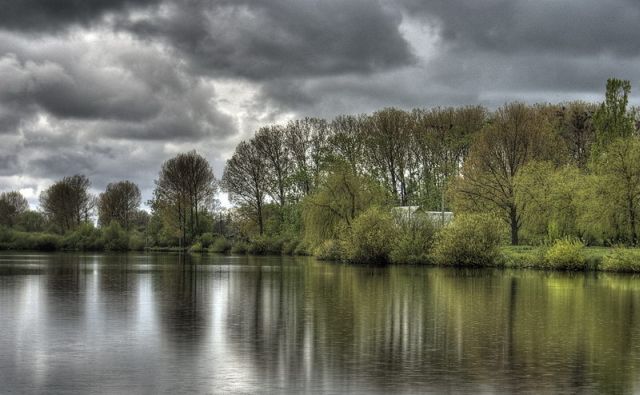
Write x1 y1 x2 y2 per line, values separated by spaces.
1 252 640 393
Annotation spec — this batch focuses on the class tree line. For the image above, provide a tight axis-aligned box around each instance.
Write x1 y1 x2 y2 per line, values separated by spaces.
1 78 639 254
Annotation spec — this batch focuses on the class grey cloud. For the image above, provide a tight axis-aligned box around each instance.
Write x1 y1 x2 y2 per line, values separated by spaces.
0 0 162 32
120 0 415 80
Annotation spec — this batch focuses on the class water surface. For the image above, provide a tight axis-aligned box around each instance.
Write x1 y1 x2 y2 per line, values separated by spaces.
1 252 640 394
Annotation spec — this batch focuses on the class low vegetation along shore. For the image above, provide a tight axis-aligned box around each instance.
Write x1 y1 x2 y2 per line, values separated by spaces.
3 78 640 273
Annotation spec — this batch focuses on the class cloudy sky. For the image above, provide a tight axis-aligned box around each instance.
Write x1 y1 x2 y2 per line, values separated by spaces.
1 0 638 208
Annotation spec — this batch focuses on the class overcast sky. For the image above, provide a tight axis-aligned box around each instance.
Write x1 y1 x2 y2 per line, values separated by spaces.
1 0 638 208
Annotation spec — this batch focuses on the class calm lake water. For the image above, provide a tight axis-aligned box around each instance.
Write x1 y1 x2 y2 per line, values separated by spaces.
1 253 640 394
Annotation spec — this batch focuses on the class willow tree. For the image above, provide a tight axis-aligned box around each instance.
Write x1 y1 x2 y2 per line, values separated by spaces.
0 191 29 227
452 103 558 245
222 140 268 235
39 174 94 233
151 151 216 245
97 181 142 230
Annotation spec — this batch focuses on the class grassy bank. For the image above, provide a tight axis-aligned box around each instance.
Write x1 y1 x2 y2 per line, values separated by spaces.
501 245 640 272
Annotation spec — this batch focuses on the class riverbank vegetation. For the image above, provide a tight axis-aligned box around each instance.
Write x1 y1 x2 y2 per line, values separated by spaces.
3 78 640 271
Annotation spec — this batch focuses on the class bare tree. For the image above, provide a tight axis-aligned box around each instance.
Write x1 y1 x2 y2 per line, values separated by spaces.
98 181 142 230
222 140 268 235
0 191 29 227
40 175 95 233
254 125 291 207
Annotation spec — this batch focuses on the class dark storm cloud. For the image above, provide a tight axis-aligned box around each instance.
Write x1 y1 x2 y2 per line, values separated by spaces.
120 0 415 80
1 0 640 206
0 0 162 32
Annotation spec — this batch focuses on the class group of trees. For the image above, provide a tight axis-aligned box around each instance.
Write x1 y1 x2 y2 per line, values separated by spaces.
222 78 640 249
3 77 640 254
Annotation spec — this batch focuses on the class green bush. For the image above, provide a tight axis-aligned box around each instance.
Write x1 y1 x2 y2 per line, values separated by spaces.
282 239 300 255
61 223 104 251
189 241 204 253
8 232 62 251
601 248 640 272
341 206 396 264
543 238 586 270
389 218 435 264
431 213 502 266
101 222 129 251
198 232 215 249
247 236 284 255
231 241 248 254
209 237 232 253
128 231 146 251
314 239 343 261
501 246 545 268
293 240 311 256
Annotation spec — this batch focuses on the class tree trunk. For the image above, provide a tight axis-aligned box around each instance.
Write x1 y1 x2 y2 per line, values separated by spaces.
510 206 519 246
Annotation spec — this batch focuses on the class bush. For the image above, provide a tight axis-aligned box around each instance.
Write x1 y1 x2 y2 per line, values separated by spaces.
189 241 204 253
209 237 232 253
293 240 311 256
341 206 396 264
543 238 586 270
61 223 104 250
601 248 640 272
389 218 435 264
282 239 300 255
247 236 284 255
314 239 343 261
101 222 129 251
128 231 146 251
231 241 248 254
8 232 62 251
198 232 215 249
431 213 502 266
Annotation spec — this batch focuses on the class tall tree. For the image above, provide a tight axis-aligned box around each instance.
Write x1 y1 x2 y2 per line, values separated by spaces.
593 78 635 153
222 140 268 235
151 151 216 245
39 175 94 233
97 181 142 230
254 126 291 207
452 103 557 245
0 191 29 228
284 118 328 198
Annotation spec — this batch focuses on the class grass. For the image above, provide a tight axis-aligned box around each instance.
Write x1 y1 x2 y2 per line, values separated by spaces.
501 245 621 271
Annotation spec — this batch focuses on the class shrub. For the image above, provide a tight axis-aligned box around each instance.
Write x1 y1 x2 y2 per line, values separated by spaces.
341 206 396 264
128 231 146 251
231 241 248 254
389 218 435 264
293 240 311 256
61 223 104 250
431 213 502 266
314 239 343 261
247 236 284 255
209 237 232 253
101 222 129 251
189 242 204 253
543 238 586 270
282 239 300 255
198 232 216 249
601 248 640 272
9 232 62 251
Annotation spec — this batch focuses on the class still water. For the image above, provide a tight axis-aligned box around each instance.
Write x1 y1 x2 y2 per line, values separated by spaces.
1 252 640 394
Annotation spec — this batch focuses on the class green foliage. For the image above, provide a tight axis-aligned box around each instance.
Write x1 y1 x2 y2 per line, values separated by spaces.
543 238 586 270
128 231 146 251
198 232 215 249
431 213 503 266
282 239 300 255
601 248 640 272
293 240 311 256
314 239 343 261
389 216 435 264
247 236 284 255
303 165 388 244
209 237 232 253
101 222 129 251
593 78 635 154
189 242 204 253
230 241 248 254
1 231 62 251
341 206 396 264
61 223 104 251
